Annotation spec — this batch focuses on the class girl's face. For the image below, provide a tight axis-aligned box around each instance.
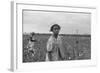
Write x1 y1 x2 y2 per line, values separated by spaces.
52 26 60 35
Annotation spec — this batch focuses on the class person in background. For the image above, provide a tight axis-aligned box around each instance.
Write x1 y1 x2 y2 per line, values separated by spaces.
46 24 65 61
26 32 37 57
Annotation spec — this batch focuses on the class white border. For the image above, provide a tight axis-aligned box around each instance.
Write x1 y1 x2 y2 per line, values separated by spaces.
12 1 97 72
11 1 17 71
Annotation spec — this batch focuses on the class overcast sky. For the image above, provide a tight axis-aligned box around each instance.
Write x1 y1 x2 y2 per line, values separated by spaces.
23 10 91 34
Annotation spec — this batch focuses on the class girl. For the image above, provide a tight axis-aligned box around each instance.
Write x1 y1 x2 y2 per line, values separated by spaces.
46 24 65 61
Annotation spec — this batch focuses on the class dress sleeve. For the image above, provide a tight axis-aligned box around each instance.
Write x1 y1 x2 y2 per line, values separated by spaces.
47 38 53 52
58 36 65 59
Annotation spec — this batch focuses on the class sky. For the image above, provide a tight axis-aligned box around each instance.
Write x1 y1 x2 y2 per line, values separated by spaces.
23 10 91 34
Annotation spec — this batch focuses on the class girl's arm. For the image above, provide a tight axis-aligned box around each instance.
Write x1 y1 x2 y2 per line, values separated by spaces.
47 41 53 52
46 39 53 61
